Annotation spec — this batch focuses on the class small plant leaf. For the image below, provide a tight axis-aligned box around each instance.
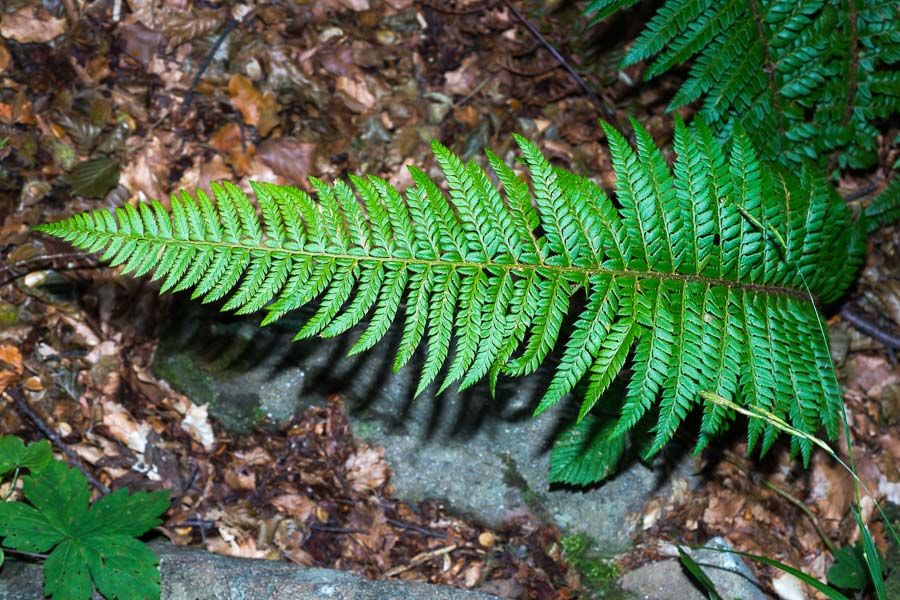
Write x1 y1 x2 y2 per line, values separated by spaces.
0 436 52 475
827 543 868 590
0 460 169 600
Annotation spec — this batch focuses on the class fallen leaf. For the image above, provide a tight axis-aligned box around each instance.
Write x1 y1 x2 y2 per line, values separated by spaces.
228 74 279 136
257 138 318 185
102 399 152 455
209 123 256 176
335 75 385 113
270 494 315 521
0 6 66 44
344 445 389 493
0 344 23 392
0 40 9 72
181 402 215 451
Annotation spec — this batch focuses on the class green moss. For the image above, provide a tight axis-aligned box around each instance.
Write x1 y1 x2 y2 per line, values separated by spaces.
499 453 551 522
560 532 631 599
0 303 18 326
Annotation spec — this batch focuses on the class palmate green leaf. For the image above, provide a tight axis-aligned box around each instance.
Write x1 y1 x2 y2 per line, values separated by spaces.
35 120 865 480
0 436 52 476
586 0 900 170
0 461 169 600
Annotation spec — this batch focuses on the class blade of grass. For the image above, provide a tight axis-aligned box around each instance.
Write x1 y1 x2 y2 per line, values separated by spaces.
676 545 723 600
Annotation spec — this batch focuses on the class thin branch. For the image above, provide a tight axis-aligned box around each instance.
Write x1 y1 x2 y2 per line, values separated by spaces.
500 0 621 127
0 250 98 288
181 17 239 116
5 385 111 495
839 303 900 350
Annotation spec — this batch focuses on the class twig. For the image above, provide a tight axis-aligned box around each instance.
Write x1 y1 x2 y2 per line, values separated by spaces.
839 303 900 350
181 17 239 116
843 183 878 203
386 518 447 539
5 385 111 495
309 524 367 535
0 251 98 288
383 543 459 577
500 0 620 127
61 0 79 25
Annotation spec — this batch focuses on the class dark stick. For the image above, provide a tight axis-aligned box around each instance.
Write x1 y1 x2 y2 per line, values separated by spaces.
843 184 878 203
6 385 111 495
386 518 447 539
501 0 621 127
0 251 98 288
839 303 900 350
181 17 239 116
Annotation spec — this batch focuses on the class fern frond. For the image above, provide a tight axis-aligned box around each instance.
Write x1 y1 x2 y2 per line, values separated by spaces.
36 120 865 484
589 0 900 170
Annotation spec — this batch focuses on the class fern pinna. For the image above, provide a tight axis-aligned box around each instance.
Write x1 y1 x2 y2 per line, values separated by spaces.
36 119 865 484
587 0 900 170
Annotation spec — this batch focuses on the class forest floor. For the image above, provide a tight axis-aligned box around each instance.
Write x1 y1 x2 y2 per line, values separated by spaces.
0 1 898 598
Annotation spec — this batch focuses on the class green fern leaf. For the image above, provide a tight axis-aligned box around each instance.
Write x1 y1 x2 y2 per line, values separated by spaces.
589 0 900 170
35 119 864 476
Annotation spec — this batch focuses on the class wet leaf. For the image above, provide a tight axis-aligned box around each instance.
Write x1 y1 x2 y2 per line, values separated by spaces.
62 158 120 198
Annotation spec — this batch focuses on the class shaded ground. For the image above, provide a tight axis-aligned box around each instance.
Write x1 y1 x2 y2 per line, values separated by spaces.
0 0 898 598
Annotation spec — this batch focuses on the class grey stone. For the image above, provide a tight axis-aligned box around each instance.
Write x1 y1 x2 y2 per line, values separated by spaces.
153 304 695 553
0 540 496 600
619 537 768 600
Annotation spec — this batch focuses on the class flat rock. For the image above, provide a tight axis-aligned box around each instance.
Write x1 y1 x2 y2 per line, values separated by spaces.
153 304 695 554
619 537 768 600
0 540 496 600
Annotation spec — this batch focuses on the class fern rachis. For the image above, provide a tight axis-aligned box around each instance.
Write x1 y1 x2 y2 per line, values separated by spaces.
36 119 866 484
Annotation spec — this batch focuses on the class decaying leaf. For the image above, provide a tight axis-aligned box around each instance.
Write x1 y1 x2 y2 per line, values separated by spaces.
0 6 66 44
256 138 317 185
228 74 279 136
62 157 121 198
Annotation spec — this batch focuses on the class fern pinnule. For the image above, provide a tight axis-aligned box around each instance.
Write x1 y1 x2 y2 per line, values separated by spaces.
36 119 864 483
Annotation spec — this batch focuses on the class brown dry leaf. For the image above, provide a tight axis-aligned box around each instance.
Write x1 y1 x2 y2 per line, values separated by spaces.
335 75 386 113
206 528 271 560
809 453 854 523
158 9 224 52
120 134 176 202
344 445 389 493
224 466 256 491
209 123 256 176
0 6 66 44
847 354 898 399
269 494 316 521
257 138 318 186
0 344 23 392
228 74 279 136
180 401 215 451
102 399 152 455
0 40 10 72
443 55 480 96
118 23 165 68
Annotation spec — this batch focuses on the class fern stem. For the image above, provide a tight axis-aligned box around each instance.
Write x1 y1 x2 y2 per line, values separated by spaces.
73 230 818 303
746 0 785 143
